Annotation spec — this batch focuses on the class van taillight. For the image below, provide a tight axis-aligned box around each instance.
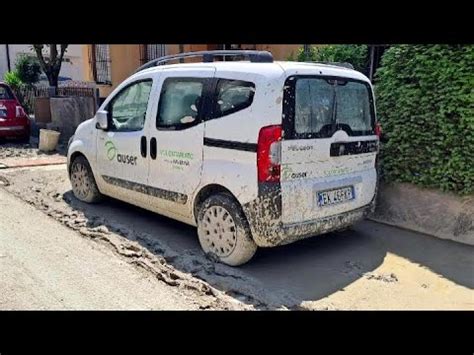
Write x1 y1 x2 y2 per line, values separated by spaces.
257 125 282 183
374 122 382 168
375 122 382 138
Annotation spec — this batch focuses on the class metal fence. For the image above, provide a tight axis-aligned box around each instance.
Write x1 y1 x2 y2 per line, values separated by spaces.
13 84 99 115
90 44 112 85
140 44 167 65
13 86 36 114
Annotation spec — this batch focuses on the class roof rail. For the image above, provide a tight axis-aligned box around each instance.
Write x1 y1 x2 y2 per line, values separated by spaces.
135 50 274 73
310 61 355 70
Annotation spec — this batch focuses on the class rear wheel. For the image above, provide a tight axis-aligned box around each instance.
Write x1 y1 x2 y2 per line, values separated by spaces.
197 193 257 266
70 155 102 203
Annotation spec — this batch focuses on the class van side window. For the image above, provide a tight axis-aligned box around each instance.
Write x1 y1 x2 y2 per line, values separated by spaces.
108 80 153 132
214 79 255 118
157 78 206 129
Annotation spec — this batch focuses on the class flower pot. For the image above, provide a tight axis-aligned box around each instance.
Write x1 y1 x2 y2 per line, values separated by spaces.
38 129 60 152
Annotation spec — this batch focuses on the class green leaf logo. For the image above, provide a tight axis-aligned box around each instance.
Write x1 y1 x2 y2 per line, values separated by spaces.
105 140 117 161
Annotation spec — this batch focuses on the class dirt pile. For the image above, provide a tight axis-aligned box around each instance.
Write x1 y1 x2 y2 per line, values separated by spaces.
0 138 66 159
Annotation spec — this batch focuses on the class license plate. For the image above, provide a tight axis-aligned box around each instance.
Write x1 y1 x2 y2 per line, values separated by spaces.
317 186 355 207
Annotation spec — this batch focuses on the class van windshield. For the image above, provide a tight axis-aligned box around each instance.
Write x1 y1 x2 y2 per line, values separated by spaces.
293 77 375 137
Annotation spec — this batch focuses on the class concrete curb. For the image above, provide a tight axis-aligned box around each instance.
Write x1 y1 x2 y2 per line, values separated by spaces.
370 182 474 246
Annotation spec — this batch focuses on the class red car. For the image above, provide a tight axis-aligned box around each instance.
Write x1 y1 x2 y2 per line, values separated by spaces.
0 82 30 142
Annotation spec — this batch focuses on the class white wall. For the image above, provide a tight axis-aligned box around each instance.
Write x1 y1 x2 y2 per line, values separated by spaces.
0 45 10 77
0 45 86 82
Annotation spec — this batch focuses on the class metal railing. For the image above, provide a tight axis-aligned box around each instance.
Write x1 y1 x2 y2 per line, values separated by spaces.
13 84 99 114
140 44 167 65
90 44 112 85
135 50 274 73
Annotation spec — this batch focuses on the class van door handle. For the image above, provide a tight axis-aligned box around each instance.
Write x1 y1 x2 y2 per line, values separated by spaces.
150 137 157 160
140 136 147 158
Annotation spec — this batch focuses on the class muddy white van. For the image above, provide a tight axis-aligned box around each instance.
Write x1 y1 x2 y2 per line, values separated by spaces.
67 50 380 266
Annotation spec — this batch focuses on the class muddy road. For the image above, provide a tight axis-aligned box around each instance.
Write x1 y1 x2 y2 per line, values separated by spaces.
1 164 473 310
0 189 248 310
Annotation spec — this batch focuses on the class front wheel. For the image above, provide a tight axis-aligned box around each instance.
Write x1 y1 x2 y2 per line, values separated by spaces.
197 194 257 266
70 155 102 203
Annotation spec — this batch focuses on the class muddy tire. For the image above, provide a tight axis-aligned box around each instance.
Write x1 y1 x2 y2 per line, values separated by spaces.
70 155 102 203
197 193 257 266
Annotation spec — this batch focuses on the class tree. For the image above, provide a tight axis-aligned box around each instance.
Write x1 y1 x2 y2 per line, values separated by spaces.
15 54 41 86
32 44 68 91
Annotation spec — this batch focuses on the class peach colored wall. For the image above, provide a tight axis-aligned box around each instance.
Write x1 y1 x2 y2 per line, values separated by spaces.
256 44 302 60
82 45 92 81
167 44 303 61
84 44 306 98
83 45 140 98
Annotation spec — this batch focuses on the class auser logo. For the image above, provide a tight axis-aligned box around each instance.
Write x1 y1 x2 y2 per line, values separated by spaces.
105 140 138 166
281 166 308 180
105 140 117 161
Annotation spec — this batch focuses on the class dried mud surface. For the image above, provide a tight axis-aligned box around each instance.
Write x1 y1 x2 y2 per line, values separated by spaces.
1 165 472 310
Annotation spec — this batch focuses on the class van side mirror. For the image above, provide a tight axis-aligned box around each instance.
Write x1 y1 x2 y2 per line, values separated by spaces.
96 110 109 130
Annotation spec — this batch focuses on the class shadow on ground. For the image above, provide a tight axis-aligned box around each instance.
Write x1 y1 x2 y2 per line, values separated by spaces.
4 160 472 308
359 221 474 289
61 188 474 308
61 190 396 308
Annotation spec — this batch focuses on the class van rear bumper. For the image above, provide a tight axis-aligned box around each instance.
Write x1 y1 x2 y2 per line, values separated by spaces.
243 191 374 247
277 205 370 246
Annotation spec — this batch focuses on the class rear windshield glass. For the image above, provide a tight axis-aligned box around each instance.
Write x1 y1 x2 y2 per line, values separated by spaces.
293 77 374 137
0 85 14 100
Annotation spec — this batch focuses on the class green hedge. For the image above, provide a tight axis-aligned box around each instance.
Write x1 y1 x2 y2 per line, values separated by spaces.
291 45 369 75
375 45 474 195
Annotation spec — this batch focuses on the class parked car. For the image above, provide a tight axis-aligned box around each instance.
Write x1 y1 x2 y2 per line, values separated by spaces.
0 82 30 142
38 74 73 84
67 50 380 266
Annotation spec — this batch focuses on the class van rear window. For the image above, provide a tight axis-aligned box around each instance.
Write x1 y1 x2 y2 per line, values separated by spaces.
284 76 375 138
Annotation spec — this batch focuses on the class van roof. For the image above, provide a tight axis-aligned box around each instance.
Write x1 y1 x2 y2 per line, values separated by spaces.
135 61 371 83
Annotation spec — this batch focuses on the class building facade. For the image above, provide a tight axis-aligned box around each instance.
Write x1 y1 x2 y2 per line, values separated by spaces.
0 45 86 82
82 44 302 99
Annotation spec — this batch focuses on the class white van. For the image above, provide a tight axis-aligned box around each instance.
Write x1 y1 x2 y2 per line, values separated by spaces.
67 50 380 266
